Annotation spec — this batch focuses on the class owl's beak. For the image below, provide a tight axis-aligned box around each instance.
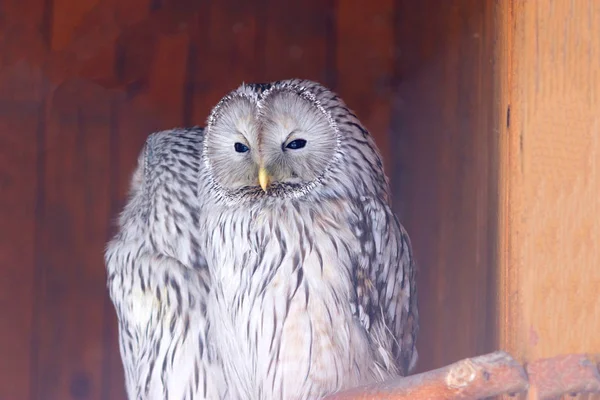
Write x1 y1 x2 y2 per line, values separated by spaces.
258 166 271 192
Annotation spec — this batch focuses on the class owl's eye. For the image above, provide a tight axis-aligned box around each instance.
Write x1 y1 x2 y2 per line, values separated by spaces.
285 139 307 150
234 142 249 153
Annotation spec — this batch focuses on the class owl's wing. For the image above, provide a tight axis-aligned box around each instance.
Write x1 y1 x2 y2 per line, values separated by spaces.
351 197 419 376
105 128 224 399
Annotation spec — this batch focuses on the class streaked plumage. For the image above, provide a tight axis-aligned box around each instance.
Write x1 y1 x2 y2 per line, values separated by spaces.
105 129 226 399
106 79 418 400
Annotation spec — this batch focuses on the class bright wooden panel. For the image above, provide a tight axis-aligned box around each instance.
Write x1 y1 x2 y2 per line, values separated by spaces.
498 0 600 361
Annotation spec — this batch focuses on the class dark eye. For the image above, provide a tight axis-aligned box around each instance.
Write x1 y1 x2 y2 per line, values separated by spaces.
234 142 249 153
285 139 307 150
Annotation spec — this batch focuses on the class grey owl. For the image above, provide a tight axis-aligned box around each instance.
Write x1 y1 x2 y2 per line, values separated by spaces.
105 79 418 400
199 79 418 399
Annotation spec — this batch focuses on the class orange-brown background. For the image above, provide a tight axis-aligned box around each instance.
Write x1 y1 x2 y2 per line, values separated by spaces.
1 1 498 398
3 0 598 399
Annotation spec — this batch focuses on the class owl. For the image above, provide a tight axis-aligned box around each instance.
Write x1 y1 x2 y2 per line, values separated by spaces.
105 129 226 399
106 78 418 400
198 79 418 399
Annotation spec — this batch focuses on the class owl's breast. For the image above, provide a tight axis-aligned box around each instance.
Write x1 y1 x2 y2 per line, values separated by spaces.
206 200 357 301
204 200 379 399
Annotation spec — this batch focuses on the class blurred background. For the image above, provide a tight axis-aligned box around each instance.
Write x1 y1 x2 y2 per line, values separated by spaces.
6 0 597 399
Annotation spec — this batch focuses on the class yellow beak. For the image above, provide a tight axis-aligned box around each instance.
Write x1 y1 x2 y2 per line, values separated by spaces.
258 166 270 192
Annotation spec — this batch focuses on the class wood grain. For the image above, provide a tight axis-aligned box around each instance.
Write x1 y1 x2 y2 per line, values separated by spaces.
336 0 395 169
263 0 334 84
391 0 498 373
3 1 597 398
33 81 113 400
50 0 102 51
498 0 600 361
0 63 45 400
189 0 258 125
0 1 49 399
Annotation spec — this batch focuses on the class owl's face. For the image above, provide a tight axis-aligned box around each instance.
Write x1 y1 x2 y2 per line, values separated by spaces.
205 83 339 198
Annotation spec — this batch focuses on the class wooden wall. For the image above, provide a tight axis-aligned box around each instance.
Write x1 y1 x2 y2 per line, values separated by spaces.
392 0 499 373
0 1 506 398
498 0 600 363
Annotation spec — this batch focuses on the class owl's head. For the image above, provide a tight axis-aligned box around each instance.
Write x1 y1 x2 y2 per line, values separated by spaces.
203 79 385 201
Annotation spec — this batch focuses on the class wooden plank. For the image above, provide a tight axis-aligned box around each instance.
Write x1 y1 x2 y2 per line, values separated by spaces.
146 31 190 128
50 0 102 51
498 0 600 362
34 80 112 400
0 62 45 400
335 0 395 170
0 0 49 64
111 0 166 212
391 0 498 373
262 0 333 84
113 0 152 27
189 0 258 125
0 0 48 397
